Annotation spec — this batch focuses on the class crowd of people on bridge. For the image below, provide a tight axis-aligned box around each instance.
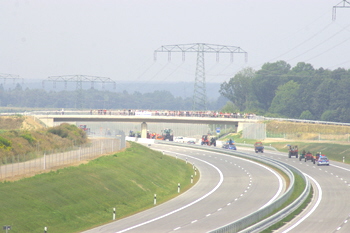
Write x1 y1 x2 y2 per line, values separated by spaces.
88 109 258 119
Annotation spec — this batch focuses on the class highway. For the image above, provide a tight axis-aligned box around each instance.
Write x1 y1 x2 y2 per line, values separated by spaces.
83 143 284 233
83 143 350 233
262 149 350 233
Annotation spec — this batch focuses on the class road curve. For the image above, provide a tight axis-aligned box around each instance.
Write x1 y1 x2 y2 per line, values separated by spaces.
236 147 350 233
82 144 285 233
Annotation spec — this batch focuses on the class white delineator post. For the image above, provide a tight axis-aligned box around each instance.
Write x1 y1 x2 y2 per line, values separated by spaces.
154 194 157 205
191 175 193 184
113 207 116 220
178 183 180 193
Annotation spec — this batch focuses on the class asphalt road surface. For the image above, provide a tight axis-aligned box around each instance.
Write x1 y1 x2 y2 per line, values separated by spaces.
253 147 350 233
83 143 284 233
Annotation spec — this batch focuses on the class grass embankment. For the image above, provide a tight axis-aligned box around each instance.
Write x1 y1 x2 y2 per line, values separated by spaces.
0 116 88 163
221 130 350 164
0 142 198 233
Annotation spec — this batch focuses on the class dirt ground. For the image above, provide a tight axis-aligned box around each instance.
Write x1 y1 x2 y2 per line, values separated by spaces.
21 116 45 130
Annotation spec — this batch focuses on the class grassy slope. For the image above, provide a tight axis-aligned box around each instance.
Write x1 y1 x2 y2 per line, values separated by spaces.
0 142 197 233
222 133 350 164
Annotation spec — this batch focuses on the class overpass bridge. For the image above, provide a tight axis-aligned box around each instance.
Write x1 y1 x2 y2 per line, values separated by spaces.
34 113 260 138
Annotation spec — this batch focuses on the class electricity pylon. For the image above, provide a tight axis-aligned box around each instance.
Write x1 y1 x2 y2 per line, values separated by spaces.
333 0 350 21
0 73 23 86
154 43 247 111
43 75 116 109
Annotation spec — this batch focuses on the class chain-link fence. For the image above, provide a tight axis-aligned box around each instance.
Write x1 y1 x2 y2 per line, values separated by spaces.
0 137 125 181
242 123 266 140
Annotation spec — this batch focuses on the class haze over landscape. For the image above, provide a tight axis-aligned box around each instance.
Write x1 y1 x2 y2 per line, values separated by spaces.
1 0 350 93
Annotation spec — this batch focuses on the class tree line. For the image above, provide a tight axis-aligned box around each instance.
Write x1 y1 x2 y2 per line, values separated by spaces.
219 61 350 123
2 60 350 123
0 85 226 111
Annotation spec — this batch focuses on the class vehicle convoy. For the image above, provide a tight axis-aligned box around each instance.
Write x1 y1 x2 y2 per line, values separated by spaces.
288 145 298 158
254 141 264 153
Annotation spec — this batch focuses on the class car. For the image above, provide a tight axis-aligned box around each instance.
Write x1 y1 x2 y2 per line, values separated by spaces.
187 140 196 144
316 155 330 166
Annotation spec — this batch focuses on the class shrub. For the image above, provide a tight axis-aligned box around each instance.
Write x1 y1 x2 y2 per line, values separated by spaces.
0 136 12 150
20 133 36 145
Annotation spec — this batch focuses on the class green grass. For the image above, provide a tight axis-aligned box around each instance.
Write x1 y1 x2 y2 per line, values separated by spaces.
0 142 197 233
268 141 350 164
220 132 350 164
261 186 313 233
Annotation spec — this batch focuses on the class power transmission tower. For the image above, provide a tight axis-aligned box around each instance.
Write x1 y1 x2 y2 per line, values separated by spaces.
43 75 116 109
333 0 350 21
0 73 23 87
154 43 247 111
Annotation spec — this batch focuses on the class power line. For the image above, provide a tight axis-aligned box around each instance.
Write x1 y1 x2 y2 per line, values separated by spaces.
0 73 23 86
154 43 247 111
43 75 116 109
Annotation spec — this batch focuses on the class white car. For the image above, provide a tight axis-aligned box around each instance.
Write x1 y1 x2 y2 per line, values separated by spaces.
317 156 330 166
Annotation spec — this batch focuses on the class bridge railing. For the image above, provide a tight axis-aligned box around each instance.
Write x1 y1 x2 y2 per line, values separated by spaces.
23 110 261 119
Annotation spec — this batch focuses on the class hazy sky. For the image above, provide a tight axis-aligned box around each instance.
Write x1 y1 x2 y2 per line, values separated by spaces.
1 0 350 85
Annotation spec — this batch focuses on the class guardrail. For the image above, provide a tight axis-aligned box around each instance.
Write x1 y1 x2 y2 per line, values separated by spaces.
155 141 310 233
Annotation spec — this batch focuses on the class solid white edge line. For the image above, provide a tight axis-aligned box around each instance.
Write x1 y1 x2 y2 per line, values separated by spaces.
115 152 224 233
331 164 350 172
282 174 322 233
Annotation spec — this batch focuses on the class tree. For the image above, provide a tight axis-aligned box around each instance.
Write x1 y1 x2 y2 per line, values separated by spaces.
290 62 315 75
220 101 239 113
320 110 337 122
252 61 291 110
219 67 256 111
269 80 301 118
299 110 314 120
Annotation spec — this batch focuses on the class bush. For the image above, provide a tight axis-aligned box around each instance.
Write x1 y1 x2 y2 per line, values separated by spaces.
0 136 11 150
20 133 36 145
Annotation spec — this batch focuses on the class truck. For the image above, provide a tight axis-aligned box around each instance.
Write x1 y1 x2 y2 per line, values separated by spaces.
254 141 264 153
288 145 299 158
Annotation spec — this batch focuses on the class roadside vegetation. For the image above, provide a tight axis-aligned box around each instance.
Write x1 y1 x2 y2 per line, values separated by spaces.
220 120 350 164
261 186 314 233
0 142 198 233
0 116 88 163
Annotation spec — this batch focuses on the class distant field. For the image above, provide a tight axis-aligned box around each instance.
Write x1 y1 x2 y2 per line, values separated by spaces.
0 142 198 233
222 120 350 164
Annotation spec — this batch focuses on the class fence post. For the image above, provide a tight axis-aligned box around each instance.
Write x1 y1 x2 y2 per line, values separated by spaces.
44 153 46 170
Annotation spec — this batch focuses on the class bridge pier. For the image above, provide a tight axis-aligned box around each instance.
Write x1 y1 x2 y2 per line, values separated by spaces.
141 122 148 138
